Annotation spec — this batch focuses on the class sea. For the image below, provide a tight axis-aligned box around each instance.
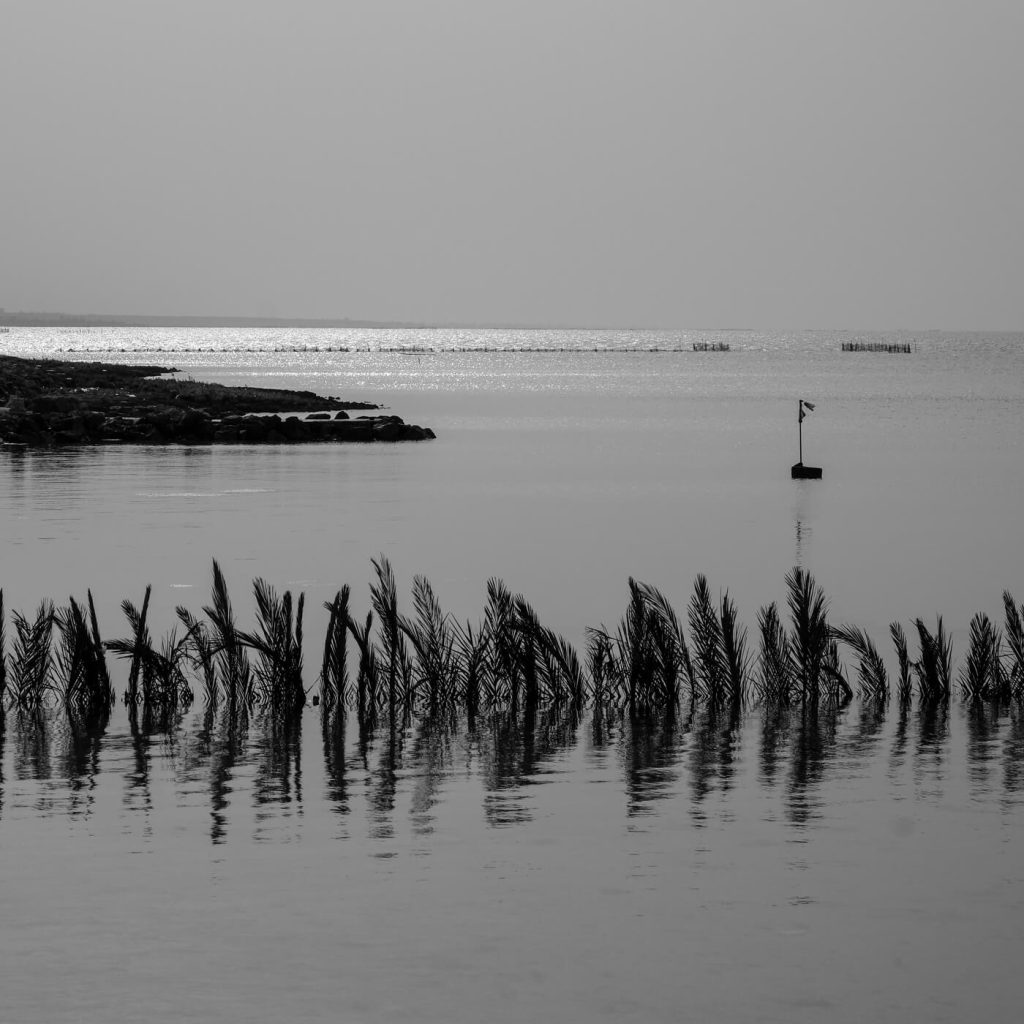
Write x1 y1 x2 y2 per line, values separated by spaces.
1 327 1022 1022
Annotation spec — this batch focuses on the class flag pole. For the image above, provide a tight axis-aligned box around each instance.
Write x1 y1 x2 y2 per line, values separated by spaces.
798 401 803 464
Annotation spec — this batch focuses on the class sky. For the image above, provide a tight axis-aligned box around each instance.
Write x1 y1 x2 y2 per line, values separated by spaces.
1 0 1021 329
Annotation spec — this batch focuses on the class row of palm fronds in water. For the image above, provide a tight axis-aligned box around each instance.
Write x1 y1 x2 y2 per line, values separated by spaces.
1 559 1023 717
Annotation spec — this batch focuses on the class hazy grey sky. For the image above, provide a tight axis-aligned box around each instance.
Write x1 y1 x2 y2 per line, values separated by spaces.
2 1 1021 328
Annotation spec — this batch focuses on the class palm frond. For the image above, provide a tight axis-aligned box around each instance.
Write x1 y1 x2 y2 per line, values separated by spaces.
321 587 350 708
720 591 750 701
635 580 696 692
832 624 888 699
0 589 8 706
890 622 913 703
585 627 619 706
786 567 830 701
203 560 251 702
757 602 792 702
688 574 725 702
1003 591 1024 698
483 577 522 705
958 613 1004 700
370 554 408 712
400 575 459 710
453 617 488 712
914 616 952 700
9 602 55 709
86 591 114 706
177 606 218 703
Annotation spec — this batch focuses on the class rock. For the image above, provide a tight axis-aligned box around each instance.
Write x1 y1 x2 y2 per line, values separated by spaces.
372 420 404 441
327 420 373 442
29 393 83 414
239 418 269 442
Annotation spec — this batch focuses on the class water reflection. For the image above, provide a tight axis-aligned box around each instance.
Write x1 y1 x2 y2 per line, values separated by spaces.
914 697 950 796
251 709 303 840
963 698 1009 797
479 705 582 827
61 707 110 817
687 702 742 824
1001 703 1024 802
621 706 685 820
12 709 53 783
3 698 1024 844
785 699 842 827
204 702 251 844
320 705 350 821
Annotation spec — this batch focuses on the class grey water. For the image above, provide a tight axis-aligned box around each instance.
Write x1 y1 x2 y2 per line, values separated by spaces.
2 327 1024 1022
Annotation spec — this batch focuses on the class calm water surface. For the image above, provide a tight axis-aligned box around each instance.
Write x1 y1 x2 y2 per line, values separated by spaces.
1 328 1023 1021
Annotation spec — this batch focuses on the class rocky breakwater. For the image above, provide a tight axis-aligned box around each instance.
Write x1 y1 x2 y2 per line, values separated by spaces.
0 355 436 447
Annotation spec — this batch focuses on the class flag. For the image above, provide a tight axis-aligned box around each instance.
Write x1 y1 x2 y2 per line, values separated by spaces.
799 400 815 423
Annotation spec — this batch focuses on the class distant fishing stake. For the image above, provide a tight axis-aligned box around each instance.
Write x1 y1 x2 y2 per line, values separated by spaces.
792 400 822 479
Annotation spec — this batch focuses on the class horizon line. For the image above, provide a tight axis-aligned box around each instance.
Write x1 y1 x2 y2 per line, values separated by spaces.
0 309 1018 334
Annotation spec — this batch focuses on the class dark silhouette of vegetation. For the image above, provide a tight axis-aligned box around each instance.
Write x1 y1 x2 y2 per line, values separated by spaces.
2 562 1024 732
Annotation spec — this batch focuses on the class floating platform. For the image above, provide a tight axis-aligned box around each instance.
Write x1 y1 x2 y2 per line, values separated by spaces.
791 462 823 480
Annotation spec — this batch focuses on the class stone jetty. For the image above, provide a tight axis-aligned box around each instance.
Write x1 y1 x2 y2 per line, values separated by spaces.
0 355 435 446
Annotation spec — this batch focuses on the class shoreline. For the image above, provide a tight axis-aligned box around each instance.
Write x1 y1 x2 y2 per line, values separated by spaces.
0 354 435 446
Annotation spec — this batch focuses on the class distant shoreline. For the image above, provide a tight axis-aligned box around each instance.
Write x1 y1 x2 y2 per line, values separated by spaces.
1 311 431 330
0 311 596 331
